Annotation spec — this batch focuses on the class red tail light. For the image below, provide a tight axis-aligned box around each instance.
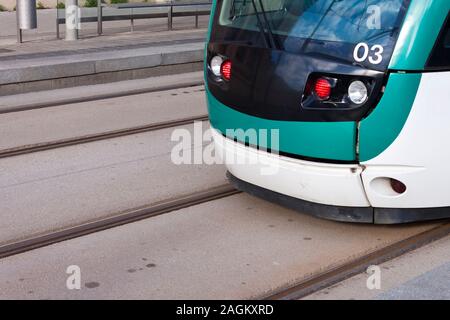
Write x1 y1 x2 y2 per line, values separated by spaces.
221 60 232 81
314 78 332 100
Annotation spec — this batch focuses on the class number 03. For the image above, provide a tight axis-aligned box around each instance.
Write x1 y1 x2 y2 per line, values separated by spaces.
353 43 384 65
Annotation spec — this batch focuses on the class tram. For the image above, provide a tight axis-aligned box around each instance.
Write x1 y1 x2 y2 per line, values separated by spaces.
205 0 450 224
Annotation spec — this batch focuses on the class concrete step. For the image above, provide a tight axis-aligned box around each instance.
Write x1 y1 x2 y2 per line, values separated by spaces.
0 40 205 95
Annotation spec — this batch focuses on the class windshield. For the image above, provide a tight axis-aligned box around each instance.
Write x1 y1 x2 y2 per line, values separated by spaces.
211 0 410 70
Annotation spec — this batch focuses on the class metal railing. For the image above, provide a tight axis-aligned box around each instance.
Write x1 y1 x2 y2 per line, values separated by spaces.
56 1 212 39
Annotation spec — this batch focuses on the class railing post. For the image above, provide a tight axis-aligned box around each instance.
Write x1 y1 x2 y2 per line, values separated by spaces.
195 14 199 28
98 0 103 35
130 9 134 32
56 6 60 39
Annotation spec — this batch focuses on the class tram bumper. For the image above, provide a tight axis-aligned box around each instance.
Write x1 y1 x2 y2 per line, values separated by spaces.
213 129 450 224
211 129 374 223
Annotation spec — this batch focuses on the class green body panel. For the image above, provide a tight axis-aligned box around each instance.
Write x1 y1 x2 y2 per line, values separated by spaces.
359 73 422 162
389 0 450 70
207 90 357 161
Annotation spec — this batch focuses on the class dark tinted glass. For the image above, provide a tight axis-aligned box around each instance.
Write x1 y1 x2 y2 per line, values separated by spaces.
212 0 410 71
427 13 450 69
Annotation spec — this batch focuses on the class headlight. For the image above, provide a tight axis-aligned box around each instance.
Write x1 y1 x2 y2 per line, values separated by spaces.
348 80 368 105
210 56 223 77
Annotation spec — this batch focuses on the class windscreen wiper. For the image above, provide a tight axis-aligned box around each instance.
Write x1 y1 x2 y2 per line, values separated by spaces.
257 0 279 49
249 0 270 48
250 0 278 50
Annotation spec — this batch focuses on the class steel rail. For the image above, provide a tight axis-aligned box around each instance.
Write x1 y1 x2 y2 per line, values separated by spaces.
0 184 239 259
0 114 209 159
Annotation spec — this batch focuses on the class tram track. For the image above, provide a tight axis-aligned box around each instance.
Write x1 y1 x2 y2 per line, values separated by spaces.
0 80 205 115
0 114 209 159
0 184 239 259
262 221 450 300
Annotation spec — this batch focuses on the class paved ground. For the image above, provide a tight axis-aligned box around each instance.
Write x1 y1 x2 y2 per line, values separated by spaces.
304 235 450 300
0 191 439 299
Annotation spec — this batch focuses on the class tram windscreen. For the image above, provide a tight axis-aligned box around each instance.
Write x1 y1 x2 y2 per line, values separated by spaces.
211 0 411 70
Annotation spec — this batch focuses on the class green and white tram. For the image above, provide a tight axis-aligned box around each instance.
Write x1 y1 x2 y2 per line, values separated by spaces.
205 0 450 224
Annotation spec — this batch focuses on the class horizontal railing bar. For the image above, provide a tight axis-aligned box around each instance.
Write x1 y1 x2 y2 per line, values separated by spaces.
114 3 212 9
56 11 209 24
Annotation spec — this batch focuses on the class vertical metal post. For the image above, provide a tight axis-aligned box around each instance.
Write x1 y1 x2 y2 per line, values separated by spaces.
195 14 199 29
130 9 134 32
98 0 103 35
56 1 60 39
168 4 173 31
65 0 79 41
16 6 22 43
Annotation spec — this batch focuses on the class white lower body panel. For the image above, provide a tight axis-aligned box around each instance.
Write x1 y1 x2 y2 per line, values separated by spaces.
212 129 370 207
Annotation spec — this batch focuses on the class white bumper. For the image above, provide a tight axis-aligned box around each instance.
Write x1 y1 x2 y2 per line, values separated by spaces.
212 129 370 207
